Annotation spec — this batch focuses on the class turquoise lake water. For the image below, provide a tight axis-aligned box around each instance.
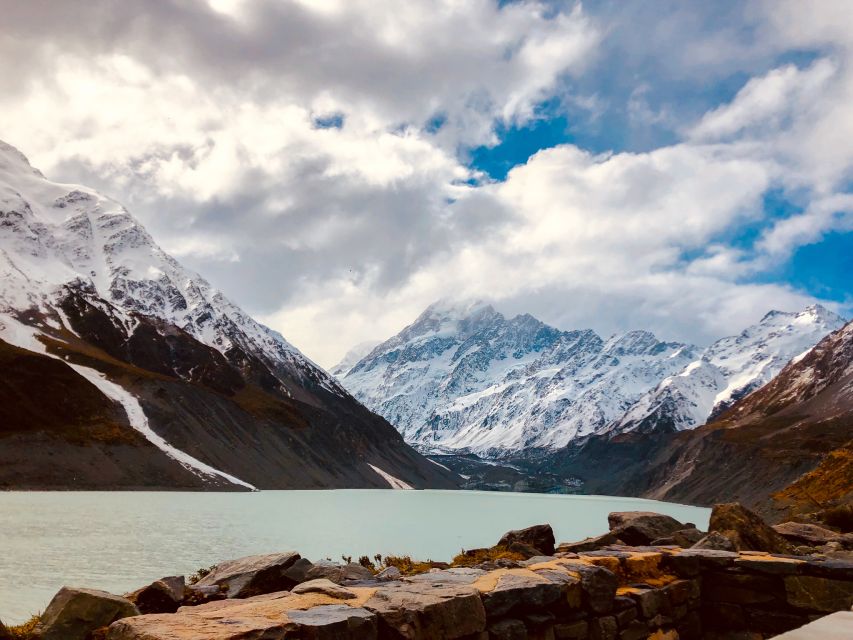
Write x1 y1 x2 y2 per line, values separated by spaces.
0 490 710 623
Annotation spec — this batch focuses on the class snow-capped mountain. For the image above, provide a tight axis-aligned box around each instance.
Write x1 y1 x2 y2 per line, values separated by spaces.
338 300 844 457
0 140 456 490
606 305 846 435
0 140 333 398
338 300 700 456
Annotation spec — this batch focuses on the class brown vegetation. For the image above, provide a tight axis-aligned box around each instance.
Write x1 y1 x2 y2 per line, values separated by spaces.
451 545 525 567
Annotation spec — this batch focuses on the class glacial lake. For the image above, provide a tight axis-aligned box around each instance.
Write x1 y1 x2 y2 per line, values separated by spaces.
0 490 710 623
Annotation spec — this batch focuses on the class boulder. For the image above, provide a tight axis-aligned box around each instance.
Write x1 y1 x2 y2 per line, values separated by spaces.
708 503 794 553
488 618 528 640
375 566 402 581
691 531 736 551
108 598 378 640
36 587 139 640
125 576 185 614
498 524 556 556
557 532 621 553
651 528 705 547
304 560 375 584
183 584 225 606
194 551 301 598
774 521 853 549
364 580 486 638
607 512 684 546
284 557 314 584
478 570 563 617
291 578 358 600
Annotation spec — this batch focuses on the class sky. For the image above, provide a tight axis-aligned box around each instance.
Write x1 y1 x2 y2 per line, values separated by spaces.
1 0 852 367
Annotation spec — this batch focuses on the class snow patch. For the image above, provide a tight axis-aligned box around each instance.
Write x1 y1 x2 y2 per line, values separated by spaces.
367 463 413 489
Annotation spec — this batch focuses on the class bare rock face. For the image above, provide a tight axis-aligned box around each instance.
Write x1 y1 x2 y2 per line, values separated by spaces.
497 524 556 556
708 503 794 553
194 551 301 598
126 576 185 614
36 587 139 640
607 512 684 546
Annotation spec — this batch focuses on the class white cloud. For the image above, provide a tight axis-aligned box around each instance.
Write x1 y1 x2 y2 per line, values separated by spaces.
0 0 851 367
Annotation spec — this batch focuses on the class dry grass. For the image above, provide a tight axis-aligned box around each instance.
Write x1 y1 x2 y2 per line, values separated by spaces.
450 545 525 568
380 555 439 576
773 445 853 517
1 614 41 640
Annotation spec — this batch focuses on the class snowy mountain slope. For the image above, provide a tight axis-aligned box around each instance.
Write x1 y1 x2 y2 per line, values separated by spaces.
338 300 699 456
606 305 846 435
0 140 458 490
331 340 380 377
0 140 337 399
338 300 844 457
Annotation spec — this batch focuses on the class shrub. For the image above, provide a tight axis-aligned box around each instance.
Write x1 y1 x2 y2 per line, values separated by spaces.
451 545 525 567
1 614 41 640
381 555 438 576
188 564 217 585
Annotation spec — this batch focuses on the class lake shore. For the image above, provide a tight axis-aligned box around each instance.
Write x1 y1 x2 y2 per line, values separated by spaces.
4 504 853 639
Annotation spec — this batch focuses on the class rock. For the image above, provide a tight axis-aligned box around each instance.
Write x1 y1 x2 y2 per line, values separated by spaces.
194 551 302 598
554 620 588 639
692 531 736 551
375 566 402 581
287 605 377 638
498 524 556 556
107 597 378 640
707 503 794 553
291 578 358 599
559 563 618 613
478 570 563 617
183 584 225 606
125 576 185 614
784 575 853 612
702 572 783 606
662 548 737 577
556 532 621 553
305 560 375 584
508 541 547 559
607 512 684 546
284 557 314 584
733 555 805 576
651 528 705 547
774 521 853 548
364 580 486 639
488 618 528 640
588 615 617 640
36 587 139 640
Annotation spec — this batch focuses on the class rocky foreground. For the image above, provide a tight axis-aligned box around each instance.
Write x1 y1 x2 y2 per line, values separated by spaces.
3 504 853 640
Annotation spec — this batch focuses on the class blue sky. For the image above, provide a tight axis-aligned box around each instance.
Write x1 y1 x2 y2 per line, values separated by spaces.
3 0 852 364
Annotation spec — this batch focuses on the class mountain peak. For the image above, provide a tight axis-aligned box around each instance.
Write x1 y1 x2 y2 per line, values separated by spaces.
0 140 43 178
402 298 502 341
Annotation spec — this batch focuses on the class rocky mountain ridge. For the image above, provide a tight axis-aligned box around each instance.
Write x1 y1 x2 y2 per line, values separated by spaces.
337 299 844 457
0 140 457 490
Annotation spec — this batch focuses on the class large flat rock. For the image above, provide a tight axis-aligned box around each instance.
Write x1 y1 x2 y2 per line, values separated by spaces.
194 551 302 598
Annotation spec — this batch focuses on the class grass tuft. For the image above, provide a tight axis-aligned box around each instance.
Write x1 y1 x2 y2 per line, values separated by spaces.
1 614 41 640
451 545 525 567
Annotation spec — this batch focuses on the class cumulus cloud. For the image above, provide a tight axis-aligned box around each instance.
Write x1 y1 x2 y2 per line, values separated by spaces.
0 0 851 366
